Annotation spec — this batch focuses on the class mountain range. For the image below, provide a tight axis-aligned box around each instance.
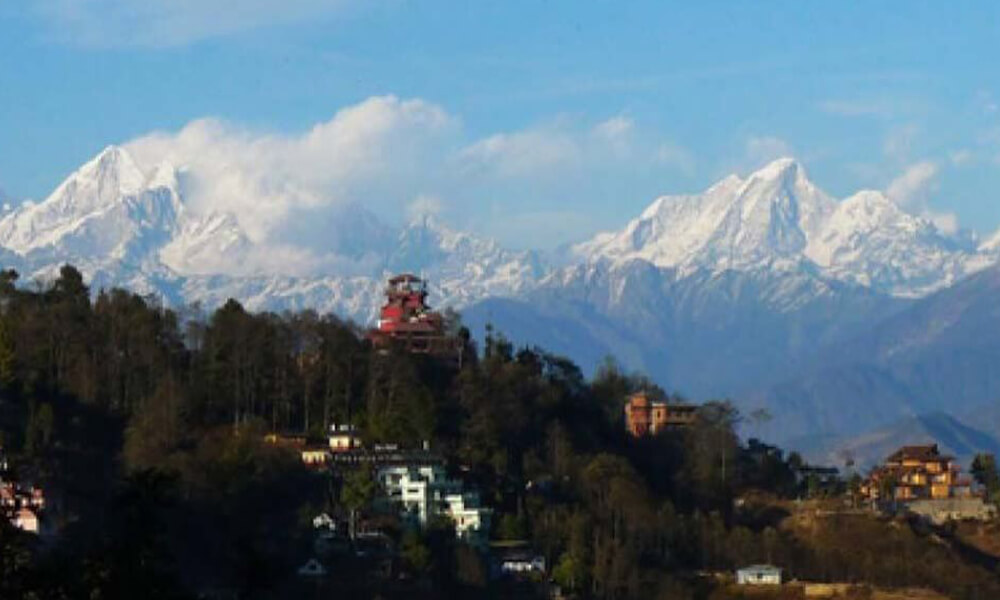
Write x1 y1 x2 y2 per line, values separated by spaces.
5 145 1000 457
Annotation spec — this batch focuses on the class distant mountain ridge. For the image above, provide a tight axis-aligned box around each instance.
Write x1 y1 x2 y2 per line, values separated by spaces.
573 158 993 298
0 146 548 321
748 262 1000 444
7 145 1000 451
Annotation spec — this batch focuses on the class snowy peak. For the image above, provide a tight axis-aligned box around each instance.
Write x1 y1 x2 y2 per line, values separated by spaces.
390 214 546 304
574 157 834 273
53 145 147 212
744 157 807 189
575 158 994 297
0 146 185 260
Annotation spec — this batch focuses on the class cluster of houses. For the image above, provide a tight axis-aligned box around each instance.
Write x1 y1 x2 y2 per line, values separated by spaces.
858 443 995 523
376 462 491 547
281 391 1000 590
265 423 363 468
288 442 499 588
860 444 971 502
268 423 493 546
269 426 494 577
0 453 45 534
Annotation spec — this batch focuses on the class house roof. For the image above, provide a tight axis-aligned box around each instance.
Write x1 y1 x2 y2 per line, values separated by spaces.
886 444 953 463
388 273 422 284
737 564 781 574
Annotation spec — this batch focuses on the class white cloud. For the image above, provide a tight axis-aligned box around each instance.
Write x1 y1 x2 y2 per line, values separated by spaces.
885 161 958 234
592 115 634 141
927 211 959 235
407 194 444 220
886 161 938 208
485 209 598 250
127 95 457 241
121 96 693 263
949 149 975 167
32 0 352 47
457 113 687 179
458 127 581 178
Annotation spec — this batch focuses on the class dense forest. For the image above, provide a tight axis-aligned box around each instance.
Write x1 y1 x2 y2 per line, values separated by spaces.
0 265 998 599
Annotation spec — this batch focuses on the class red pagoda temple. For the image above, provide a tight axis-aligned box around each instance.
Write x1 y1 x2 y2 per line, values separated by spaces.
368 274 461 357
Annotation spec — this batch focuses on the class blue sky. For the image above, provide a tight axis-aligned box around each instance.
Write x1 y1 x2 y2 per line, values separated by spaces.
2 1 1000 248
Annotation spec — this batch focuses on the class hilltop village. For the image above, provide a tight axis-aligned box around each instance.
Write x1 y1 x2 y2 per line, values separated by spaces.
0 267 1000 599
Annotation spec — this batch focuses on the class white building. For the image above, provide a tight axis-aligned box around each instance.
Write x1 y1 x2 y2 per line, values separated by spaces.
736 564 782 585
442 490 490 543
377 464 491 545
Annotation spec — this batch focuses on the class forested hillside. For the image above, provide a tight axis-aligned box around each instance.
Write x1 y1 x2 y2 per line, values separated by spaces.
0 265 997 599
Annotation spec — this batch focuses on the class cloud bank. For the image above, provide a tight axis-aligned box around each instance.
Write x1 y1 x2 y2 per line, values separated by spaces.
118 95 972 272
127 96 456 241
123 96 689 266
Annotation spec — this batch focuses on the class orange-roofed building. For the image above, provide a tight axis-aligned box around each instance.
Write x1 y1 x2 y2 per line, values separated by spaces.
624 392 697 437
861 443 971 502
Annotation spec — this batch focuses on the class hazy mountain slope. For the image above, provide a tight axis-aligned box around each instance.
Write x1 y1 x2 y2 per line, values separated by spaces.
467 258 906 399
461 296 653 376
751 264 1000 444
798 412 1000 470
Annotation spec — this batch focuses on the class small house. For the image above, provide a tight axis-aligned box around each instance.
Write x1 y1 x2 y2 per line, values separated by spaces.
736 564 781 585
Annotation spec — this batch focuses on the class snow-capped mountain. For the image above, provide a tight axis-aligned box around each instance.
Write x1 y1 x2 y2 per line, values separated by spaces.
0 147 183 270
0 146 548 323
11 148 995 320
574 158 996 298
8 145 1000 446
